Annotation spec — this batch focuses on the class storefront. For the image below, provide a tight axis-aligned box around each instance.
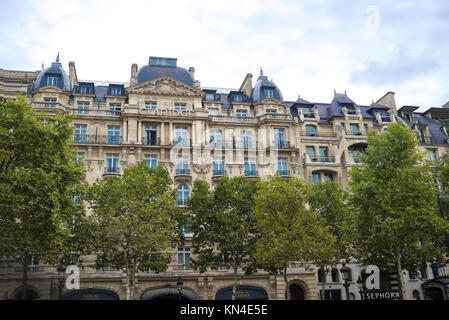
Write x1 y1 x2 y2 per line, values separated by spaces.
62 288 120 300
215 285 268 300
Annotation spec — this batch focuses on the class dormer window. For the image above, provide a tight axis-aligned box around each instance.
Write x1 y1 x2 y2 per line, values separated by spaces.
109 86 123 96
47 76 58 87
263 88 274 99
303 107 314 118
205 93 215 101
232 94 243 102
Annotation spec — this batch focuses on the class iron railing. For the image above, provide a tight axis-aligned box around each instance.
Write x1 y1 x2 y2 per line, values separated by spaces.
244 170 259 177
104 167 120 174
213 169 226 177
142 137 161 146
176 168 191 176
73 134 122 144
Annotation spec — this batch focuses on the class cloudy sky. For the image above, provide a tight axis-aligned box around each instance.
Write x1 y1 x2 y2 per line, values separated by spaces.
1 0 448 109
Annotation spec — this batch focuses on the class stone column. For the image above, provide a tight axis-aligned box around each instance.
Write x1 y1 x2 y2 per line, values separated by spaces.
169 121 173 143
160 122 165 145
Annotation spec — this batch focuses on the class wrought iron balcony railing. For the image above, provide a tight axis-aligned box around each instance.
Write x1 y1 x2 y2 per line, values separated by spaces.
304 153 335 163
104 167 120 174
277 170 290 176
272 141 290 149
73 134 122 144
213 169 226 177
300 131 337 137
142 137 161 146
176 168 191 176
244 170 259 177
176 199 188 206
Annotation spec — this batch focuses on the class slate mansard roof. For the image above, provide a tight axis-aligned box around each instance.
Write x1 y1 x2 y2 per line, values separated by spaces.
34 55 71 92
135 57 195 86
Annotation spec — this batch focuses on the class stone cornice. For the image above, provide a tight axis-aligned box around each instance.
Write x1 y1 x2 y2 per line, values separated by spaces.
126 76 204 97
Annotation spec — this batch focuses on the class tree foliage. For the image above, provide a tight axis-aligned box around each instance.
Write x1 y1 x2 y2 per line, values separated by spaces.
253 175 337 300
0 96 86 263
187 176 261 299
348 122 449 299
84 161 179 300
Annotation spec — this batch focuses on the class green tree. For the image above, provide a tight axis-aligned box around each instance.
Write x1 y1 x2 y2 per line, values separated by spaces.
0 96 86 299
253 175 337 300
187 176 261 300
308 180 353 299
85 161 179 300
348 122 449 299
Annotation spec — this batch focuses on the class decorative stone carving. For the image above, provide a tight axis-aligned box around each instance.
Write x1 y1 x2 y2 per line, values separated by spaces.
127 76 204 97
192 163 211 174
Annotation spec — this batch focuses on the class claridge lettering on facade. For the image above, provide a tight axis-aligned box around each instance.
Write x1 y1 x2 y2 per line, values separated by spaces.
1 54 448 300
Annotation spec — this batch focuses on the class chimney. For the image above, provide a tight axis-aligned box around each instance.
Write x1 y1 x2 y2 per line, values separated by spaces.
68 61 78 88
376 91 398 116
189 67 195 78
239 73 253 98
130 63 138 86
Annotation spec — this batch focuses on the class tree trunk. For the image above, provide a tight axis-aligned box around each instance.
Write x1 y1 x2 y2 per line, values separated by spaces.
21 253 28 300
395 246 407 300
284 266 290 300
232 267 238 300
320 268 326 300
125 270 135 300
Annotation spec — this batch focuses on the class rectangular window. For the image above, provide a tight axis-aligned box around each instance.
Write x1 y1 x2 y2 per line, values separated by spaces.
305 125 317 136
364 124 369 133
303 107 314 118
107 126 121 144
427 149 437 161
47 76 58 86
175 127 189 146
74 152 85 162
74 125 87 143
145 101 157 109
349 123 360 135
77 102 90 115
44 97 56 107
305 146 316 162
144 125 158 145
274 128 286 148
267 109 277 118
319 147 329 162
312 173 320 184
144 155 157 169
263 88 274 99
176 156 189 175
323 173 333 181
105 154 119 173
277 158 288 176
80 86 92 94
174 103 186 110
178 247 191 270
109 104 121 115
232 94 243 102
241 131 252 149
205 93 215 101
213 157 225 176
210 129 222 148
244 157 257 177
236 109 248 121
109 87 122 96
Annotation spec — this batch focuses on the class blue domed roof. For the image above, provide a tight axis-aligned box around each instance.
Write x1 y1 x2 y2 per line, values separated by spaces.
251 68 283 102
135 56 195 86
33 54 71 91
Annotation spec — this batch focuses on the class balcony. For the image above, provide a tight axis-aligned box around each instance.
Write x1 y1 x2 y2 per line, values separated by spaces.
300 131 337 138
103 167 120 178
419 136 434 144
345 130 367 138
257 113 293 121
176 199 188 206
142 137 161 146
209 115 257 124
212 169 226 182
278 170 291 180
175 168 192 183
244 170 259 178
173 139 192 147
32 101 66 110
272 141 291 149
303 153 335 165
73 134 122 145
303 112 315 119
67 108 121 117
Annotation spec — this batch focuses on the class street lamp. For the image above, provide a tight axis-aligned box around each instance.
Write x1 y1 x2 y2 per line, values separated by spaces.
57 264 66 300
177 277 183 301
340 264 351 300
356 275 364 300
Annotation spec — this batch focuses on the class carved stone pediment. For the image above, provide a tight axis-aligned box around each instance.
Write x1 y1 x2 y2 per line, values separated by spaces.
126 76 204 97
192 163 211 174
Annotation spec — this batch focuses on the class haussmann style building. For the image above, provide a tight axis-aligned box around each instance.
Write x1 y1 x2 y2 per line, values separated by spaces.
1 54 449 300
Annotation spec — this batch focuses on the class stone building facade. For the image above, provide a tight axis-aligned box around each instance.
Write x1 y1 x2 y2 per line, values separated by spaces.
1 55 449 300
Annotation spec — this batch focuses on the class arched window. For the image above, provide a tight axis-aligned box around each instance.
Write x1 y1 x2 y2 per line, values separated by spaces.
305 125 317 136
331 268 340 282
177 185 189 206
318 268 326 283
